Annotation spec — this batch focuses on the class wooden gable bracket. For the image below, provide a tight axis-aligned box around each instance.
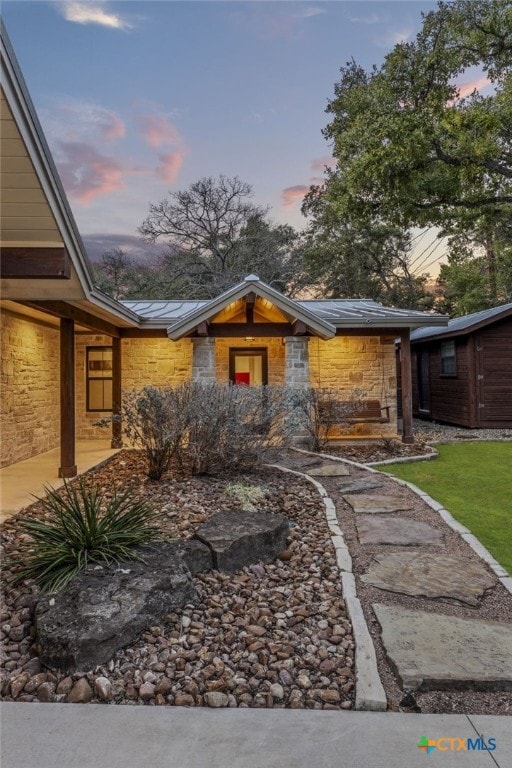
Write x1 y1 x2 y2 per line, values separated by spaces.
292 319 308 336
196 320 210 336
245 291 256 324
0 247 71 279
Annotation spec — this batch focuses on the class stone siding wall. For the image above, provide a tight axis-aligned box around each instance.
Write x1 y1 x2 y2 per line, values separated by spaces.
309 336 398 438
215 337 285 384
1 311 60 467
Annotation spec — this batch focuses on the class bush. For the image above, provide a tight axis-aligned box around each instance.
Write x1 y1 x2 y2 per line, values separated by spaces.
291 387 366 451
182 382 293 475
121 387 188 480
8 480 162 592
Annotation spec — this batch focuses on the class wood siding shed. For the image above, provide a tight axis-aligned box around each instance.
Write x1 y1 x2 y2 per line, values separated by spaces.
410 306 512 429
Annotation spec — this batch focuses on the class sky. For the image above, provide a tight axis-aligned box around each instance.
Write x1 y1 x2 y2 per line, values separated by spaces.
2 0 455 268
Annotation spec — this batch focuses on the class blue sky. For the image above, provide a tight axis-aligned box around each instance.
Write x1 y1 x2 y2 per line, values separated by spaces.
3 0 448 262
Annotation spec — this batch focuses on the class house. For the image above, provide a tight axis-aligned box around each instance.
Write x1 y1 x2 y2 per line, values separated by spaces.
0 23 448 477
410 303 512 428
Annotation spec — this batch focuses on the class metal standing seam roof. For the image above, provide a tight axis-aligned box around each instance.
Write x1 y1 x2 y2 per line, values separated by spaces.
122 295 448 330
410 302 512 342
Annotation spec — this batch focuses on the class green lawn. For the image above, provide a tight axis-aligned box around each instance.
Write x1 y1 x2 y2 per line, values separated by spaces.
382 442 512 574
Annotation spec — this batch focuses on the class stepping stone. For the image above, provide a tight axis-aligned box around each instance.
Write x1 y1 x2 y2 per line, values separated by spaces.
338 478 383 494
373 603 512 691
356 515 444 546
307 463 350 477
343 493 413 514
362 552 495 605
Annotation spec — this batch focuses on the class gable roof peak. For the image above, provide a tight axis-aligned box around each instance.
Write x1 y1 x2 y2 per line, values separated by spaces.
244 274 260 282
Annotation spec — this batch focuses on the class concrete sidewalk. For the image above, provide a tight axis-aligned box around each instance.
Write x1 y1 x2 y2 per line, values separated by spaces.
1 704 510 768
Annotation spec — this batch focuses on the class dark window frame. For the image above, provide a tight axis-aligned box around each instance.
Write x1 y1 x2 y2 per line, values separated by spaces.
86 346 113 412
440 339 457 377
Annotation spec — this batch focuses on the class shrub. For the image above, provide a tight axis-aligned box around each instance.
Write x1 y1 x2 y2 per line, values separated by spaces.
224 482 266 512
122 386 189 480
291 387 366 451
182 382 293 475
8 480 162 592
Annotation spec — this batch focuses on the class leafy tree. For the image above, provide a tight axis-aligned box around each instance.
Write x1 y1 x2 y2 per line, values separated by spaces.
436 213 512 314
319 0 511 229
301 186 433 309
305 0 511 310
138 175 307 298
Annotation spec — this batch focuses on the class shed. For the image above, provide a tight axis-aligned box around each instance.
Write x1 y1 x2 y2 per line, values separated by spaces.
410 304 512 428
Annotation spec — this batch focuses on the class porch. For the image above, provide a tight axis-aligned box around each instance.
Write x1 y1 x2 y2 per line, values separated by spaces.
0 440 119 522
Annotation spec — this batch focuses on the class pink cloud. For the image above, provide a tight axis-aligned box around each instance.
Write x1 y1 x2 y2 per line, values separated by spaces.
100 113 126 140
56 141 125 204
155 151 185 184
137 114 182 148
455 75 492 99
311 156 336 173
282 185 309 208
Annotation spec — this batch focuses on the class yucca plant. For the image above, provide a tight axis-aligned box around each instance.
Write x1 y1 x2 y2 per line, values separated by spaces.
8 479 163 593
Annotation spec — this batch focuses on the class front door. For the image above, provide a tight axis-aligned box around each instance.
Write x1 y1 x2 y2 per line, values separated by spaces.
229 348 268 386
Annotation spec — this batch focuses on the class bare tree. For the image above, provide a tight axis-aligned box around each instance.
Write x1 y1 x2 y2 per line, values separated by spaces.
138 175 308 298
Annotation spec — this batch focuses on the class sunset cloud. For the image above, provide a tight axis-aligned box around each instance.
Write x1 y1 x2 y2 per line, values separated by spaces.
455 75 492 99
310 156 336 173
155 151 185 184
55 1 133 30
136 114 183 148
44 100 125 144
282 185 309 208
56 141 125 204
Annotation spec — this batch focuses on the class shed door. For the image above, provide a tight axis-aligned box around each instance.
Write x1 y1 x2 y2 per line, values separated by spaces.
417 351 431 413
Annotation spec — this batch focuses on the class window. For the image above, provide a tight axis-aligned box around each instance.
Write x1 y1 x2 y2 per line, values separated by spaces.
86 347 113 411
440 340 456 376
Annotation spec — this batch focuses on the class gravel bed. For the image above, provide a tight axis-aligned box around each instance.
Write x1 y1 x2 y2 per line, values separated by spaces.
0 451 355 710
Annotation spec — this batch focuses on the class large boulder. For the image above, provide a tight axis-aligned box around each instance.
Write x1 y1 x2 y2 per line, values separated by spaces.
195 509 289 572
36 543 197 672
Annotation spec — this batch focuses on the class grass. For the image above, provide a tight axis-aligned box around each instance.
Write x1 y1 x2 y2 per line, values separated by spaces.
381 441 512 574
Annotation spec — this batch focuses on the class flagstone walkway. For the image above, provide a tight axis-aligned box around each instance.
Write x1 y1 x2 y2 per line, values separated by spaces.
276 450 512 713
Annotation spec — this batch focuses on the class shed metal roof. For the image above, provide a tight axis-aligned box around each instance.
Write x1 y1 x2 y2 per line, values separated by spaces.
410 302 512 343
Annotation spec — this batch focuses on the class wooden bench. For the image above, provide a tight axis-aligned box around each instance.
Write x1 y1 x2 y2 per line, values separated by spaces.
318 399 390 425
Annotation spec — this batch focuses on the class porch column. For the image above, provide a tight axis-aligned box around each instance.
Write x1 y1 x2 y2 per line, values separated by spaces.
111 336 123 448
400 329 414 444
284 336 310 388
59 318 77 477
284 337 310 446
192 337 216 381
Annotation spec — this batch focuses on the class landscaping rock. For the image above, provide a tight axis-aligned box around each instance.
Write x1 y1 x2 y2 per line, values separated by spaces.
36 544 196 672
168 539 213 575
195 509 289 572
362 552 495 605
67 677 93 703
